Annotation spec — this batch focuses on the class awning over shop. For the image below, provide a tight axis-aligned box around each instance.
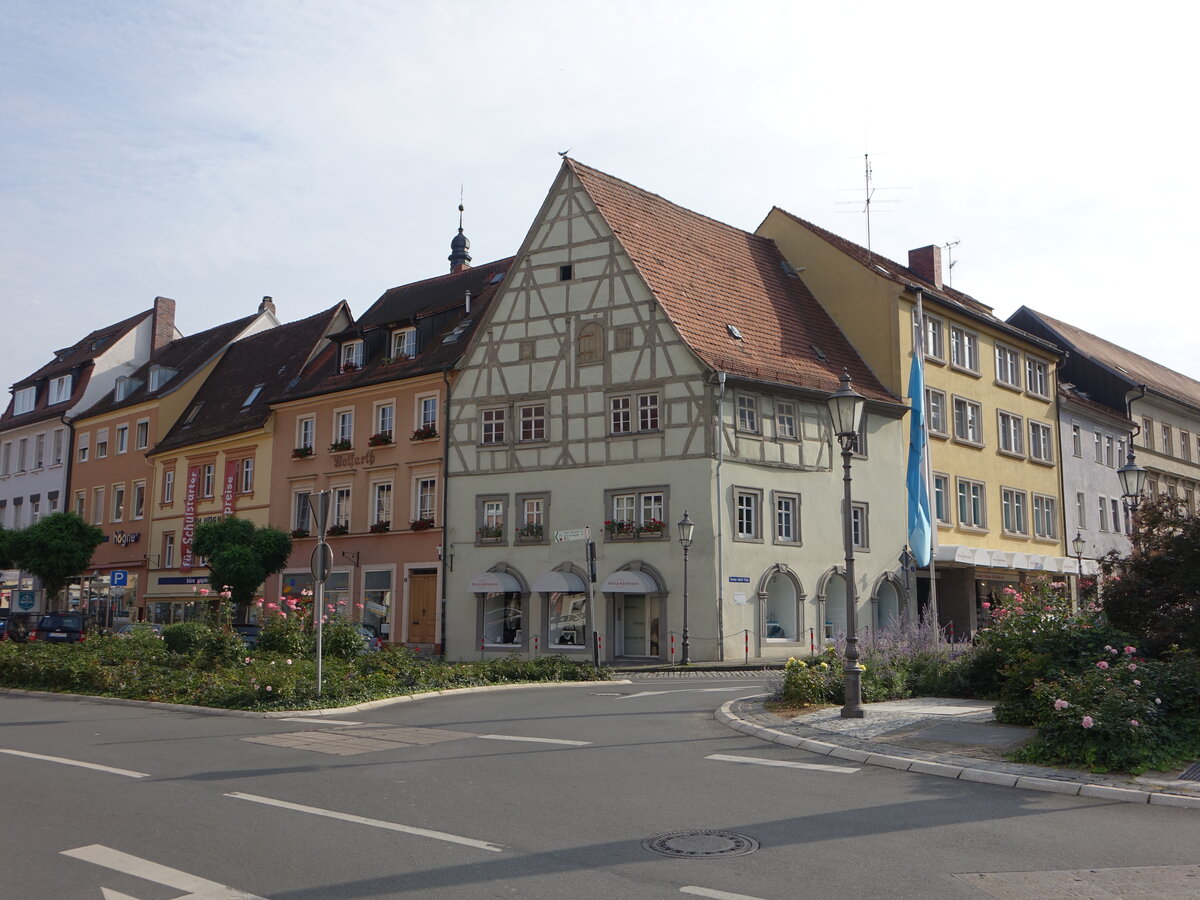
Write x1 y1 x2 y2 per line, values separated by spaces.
531 571 587 593
932 545 1080 576
601 570 661 593
469 572 523 593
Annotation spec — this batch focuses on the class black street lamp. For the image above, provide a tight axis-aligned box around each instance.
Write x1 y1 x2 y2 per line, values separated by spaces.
1118 443 1148 537
678 510 695 665
1072 531 1087 609
826 369 866 719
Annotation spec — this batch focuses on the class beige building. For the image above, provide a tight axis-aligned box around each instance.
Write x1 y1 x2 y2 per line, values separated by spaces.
444 159 909 663
758 213 1069 637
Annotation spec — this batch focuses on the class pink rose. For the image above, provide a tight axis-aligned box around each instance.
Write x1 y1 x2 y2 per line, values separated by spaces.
1124 646 1136 654
1054 699 1069 710
981 601 991 609
1128 663 1137 671
1129 719 1139 727
1081 716 1094 729
1096 661 1109 670
1134 679 1142 686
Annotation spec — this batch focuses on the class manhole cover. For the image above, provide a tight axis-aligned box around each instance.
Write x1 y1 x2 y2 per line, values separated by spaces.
1179 762 1200 781
642 830 759 859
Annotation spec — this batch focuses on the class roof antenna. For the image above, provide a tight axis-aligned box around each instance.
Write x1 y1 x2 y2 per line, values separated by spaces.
836 151 903 260
942 240 960 287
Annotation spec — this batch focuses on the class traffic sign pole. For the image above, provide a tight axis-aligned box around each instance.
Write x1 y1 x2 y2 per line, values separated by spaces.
307 490 333 695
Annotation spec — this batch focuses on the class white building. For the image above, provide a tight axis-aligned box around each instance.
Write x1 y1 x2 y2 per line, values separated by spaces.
443 160 910 663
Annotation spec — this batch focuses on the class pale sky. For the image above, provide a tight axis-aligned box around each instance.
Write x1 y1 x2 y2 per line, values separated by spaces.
3 1 1197 399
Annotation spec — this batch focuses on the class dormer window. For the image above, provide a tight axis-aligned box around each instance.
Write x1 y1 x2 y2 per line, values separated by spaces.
183 402 203 426
390 328 417 360
114 376 141 402
148 366 175 391
12 386 35 415
48 375 72 404
340 340 363 372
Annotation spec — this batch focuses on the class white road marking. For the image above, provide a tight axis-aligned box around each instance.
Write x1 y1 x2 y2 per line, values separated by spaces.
617 687 759 699
475 734 591 746
706 753 860 774
275 717 365 725
226 792 505 852
681 886 768 900
62 844 266 899
100 888 140 900
1 748 148 779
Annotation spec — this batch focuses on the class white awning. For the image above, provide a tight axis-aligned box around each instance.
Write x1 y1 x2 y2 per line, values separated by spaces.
469 572 523 593
601 570 661 593
531 571 587 593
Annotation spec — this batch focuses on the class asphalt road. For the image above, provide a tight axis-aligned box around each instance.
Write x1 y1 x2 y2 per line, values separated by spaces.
2 680 1199 899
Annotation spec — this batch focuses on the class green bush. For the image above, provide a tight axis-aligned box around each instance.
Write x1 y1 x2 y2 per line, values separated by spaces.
162 622 215 655
321 616 366 661
778 656 837 706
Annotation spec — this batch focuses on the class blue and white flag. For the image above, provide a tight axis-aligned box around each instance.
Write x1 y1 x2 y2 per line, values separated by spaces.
906 351 932 567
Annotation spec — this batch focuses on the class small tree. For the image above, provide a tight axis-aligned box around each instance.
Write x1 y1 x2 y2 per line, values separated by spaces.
0 526 15 569
9 513 105 609
193 517 292 620
1101 495 1200 654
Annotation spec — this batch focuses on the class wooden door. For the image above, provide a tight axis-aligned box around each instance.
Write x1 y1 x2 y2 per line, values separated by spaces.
408 571 438 643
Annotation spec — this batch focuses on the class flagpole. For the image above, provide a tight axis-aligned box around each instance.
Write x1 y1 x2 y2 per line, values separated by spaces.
912 291 940 633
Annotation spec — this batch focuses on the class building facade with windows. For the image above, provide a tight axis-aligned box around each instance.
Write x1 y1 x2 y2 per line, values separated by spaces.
758 213 1068 638
1009 307 1200 539
141 303 345 624
0 297 177 614
71 300 279 622
263 256 511 648
444 159 908 664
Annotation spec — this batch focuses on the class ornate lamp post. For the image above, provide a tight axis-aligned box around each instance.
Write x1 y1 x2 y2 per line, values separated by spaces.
1118 444 1148 539
678 510 696 665
826 370 866 719
1072 531 1087 609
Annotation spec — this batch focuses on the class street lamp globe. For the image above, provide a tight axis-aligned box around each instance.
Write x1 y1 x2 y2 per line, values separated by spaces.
1117 447 1148 500
677 510 695 548
826 369 865 443
1072 532 1086 559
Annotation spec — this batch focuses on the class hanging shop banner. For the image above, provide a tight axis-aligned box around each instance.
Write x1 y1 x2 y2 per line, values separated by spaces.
223 458 239 518
180 464 201 572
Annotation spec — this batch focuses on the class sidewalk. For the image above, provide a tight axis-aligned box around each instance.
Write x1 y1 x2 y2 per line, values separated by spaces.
718 694 1200 808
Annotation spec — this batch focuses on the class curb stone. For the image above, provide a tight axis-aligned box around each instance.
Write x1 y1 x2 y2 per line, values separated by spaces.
717 697 1200 808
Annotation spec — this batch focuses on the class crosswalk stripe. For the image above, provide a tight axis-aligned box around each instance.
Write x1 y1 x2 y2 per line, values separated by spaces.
706 753 859 774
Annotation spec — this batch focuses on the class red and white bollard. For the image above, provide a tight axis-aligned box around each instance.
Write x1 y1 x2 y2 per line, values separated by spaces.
670 632 676 664
744 628 749 664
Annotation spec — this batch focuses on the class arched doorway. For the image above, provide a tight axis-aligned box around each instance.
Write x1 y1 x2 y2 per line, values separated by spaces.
819 568 847 639
757 565 804 643
873 576 903 630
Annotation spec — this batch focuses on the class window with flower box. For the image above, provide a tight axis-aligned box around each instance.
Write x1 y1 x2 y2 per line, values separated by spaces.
516 495 547 542
371 482 392 531
339 340 363 372
477 497 506 543
604 487 666 539
390 328 416 360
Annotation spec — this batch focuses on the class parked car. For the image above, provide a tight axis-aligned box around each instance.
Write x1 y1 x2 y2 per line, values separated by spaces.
1 612 36 643
233 624 261 649
116 622 164 638
34 613 98 643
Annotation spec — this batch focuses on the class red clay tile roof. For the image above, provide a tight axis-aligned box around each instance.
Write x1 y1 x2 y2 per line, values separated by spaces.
280 259 513 402
1 307 154 428
567 160 898 404
153 304 348 454
1023 308 1200 411
763 207 1057 354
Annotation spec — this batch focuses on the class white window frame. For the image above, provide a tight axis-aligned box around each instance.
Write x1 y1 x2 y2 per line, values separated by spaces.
1033 493 1058 540
956 477 986 529
519 403 546 442
481 407 507 445
949 325 980 373
1029 421 1054 463
417 394 439 433
995 344 1021 389
374 401 394 440
933 472 952 525
1001 487 1028 536
333 486 352 529
77 432 89 463
925 388 947 437
33 433 45 469
734 488 762 541
372 481 392 526
135 419 149 451
1025 357 1049 398
737 395 760 433
773 492 800 544
390 328 417 360
297 415 315 451
610 396 631 434
95 429 109 459
333 409 354 446
48 374 72 404
132 481 146 520
997 410 1024 456
13 386 35 415
201 463 214 498
952 396 982 445
1071 424 1082 458
850 502 869 550
775 400 797 440
293 490 312 533
415 476 438 522
163 532 176 569
115 424 129 455
340 340 363 371
240 458 254 493
923 315 945 362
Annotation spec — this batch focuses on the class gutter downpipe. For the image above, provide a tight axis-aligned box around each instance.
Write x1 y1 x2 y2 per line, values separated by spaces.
440 365 452 659
715 371 727 660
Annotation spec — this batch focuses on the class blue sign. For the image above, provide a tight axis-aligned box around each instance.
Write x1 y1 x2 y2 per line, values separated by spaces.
728 576 751 583
17 590 36 610
110 570 129 587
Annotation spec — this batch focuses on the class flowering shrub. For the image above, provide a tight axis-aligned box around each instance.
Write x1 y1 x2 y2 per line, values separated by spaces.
411 425 438 441
779 655 837 706
410 516 436 531
972 579 1138 725
367 431 394 447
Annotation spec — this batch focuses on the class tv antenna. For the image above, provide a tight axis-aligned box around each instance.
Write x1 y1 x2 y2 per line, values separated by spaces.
836 153 904 259
943 240 961 287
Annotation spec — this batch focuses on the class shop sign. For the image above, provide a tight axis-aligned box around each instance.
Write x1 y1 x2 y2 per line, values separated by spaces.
17 590 36 610
332 450 376 470
223 458 238 517
157 576 210 585
113 531 141 546
180 465 201 572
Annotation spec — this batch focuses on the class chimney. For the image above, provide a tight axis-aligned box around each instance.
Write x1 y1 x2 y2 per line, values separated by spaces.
258 295 276 316
908 245 943 290
152 296 177 351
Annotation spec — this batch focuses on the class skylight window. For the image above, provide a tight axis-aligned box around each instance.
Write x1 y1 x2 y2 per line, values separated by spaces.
242 384 264 407
726 324 744 340
810 344 827 361
488 271 506 285
183 402 203 425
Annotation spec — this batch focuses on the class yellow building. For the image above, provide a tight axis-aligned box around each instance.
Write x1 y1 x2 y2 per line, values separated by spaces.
758 212 1066 636
143 304 343 622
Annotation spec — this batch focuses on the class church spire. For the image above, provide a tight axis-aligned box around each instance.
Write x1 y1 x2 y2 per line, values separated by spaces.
448 191 472 273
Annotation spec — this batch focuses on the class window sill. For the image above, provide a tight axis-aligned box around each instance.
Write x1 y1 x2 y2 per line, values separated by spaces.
929 431 950 441
924 355 947 367
1025 391 1051 402
952 438 986 450
994 380 1023 393
1028 457 1055 467
956 524 989 535
998 449 1026 461
1032 535 1060 545
949 364 982 378
732 536 764 544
